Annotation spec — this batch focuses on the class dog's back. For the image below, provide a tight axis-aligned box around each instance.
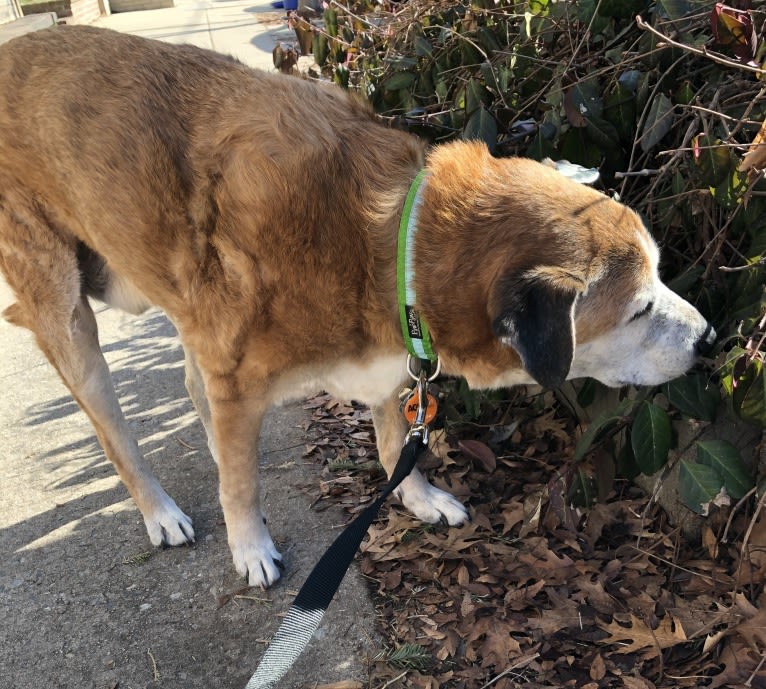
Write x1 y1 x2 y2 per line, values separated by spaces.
0 26 422 363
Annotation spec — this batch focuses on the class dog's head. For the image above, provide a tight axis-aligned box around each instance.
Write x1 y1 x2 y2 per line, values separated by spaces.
490 231 715 389
487 172 714 389
420 144 714 390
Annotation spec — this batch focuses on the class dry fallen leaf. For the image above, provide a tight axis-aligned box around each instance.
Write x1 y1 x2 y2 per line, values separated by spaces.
589 652 606 681
599 614 687 657
621 677 656 689
740 118 766 172
458 439 497 472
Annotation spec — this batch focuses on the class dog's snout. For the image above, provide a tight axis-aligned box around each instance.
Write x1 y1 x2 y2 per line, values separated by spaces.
695 322 716 356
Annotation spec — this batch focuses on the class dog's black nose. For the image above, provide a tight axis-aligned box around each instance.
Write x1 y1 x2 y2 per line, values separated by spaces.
695 322 716 356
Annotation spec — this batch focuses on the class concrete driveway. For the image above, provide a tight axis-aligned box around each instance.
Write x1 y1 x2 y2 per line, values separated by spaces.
0 7 381 687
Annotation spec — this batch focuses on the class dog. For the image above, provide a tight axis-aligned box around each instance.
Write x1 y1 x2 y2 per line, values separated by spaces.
0 26 715 589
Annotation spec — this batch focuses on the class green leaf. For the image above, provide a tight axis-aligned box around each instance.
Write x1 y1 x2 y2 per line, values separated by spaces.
384 71 416 92
479 61 499 92
696 440 753 500
414 35 432 57
457 378 484 419
603 82 637 143
462 105 497 152
664 373 719 422
674 80 695 105
679 460 723 515
477 27 501 55
656 0 691 21
640 94 674 152
575 0 610 34
713 168 749 210
569 468 598 508
585 117 621 151
333 65 349 89
564 81 603 127
667 266 704 295
631 401 672 475
389 56 418 70
466 77 491 114
577 378 598 408
525 131 558 160
527 0 549 16
731 358 766 427
617 434 640 480
574 398 636 462
324 7 338 37
313 32 329 67
560 128 602 168
692 135 733 186
434 79 449 103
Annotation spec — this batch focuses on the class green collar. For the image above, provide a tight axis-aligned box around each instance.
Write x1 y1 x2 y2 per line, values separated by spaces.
397 170 437 363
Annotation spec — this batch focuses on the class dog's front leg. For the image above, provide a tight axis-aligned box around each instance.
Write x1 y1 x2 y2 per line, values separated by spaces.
372 395 469 526
209 395 282 588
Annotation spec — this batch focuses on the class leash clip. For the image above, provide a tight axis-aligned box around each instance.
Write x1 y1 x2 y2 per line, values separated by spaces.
404 355 440 446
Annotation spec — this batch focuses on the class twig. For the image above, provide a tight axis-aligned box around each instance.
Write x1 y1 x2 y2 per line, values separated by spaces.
147 648 160 681
745 310 766 360
614 168 663 179
635 14 766 77
746 653 766 686
233 594 272 604
722 486 758 544
176 436 196 450
719 257 766 273
647 620 665 685
375 671 407 689
735 487 766 589
689 104 762 126
479 653 540 689
620 53 689 198
627 545 723 584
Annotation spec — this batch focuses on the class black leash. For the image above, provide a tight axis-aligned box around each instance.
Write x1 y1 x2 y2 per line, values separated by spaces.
244 362 436 689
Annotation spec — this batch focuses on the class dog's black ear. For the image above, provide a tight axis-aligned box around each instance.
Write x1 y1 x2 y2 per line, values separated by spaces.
491 270 580 389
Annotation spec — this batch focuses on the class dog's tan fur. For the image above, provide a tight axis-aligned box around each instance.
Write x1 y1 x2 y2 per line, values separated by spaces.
0 26 712 588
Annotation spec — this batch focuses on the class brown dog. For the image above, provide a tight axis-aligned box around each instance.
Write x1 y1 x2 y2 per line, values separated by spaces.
0 26 713 588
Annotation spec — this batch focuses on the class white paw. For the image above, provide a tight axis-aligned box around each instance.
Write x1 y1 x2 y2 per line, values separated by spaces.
396 469 469 526
228 519 283 589
142 493 195 546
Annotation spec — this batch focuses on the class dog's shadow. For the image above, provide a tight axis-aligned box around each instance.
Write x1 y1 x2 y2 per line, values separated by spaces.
4 307 216 553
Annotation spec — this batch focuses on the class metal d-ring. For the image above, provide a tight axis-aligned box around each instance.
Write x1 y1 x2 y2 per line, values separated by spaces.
406 354 441 382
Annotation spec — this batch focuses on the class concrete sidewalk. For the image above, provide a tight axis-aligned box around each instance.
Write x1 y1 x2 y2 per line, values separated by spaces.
94 0 292 70
0 7 382 689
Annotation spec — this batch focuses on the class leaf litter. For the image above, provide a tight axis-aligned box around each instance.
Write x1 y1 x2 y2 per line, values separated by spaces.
300 391 766 688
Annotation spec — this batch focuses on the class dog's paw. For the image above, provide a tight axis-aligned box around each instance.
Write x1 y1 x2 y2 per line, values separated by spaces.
396 470 469 526
142 494 195 547
229 522 283 589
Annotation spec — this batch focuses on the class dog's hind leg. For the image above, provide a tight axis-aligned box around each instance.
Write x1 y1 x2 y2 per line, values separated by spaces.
0 209 194 547
371 396 469 526
183 348 219 464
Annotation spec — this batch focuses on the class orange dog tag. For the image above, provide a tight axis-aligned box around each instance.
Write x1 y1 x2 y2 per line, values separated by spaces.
401 389 438 425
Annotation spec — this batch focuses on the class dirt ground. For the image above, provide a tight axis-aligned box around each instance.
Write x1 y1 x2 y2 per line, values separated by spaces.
0 279 381 689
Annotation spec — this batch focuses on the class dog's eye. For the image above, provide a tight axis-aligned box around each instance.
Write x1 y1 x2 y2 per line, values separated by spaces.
629 301 654 323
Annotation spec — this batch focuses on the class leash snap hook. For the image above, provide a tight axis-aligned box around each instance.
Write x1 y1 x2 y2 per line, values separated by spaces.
404 356 439 446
